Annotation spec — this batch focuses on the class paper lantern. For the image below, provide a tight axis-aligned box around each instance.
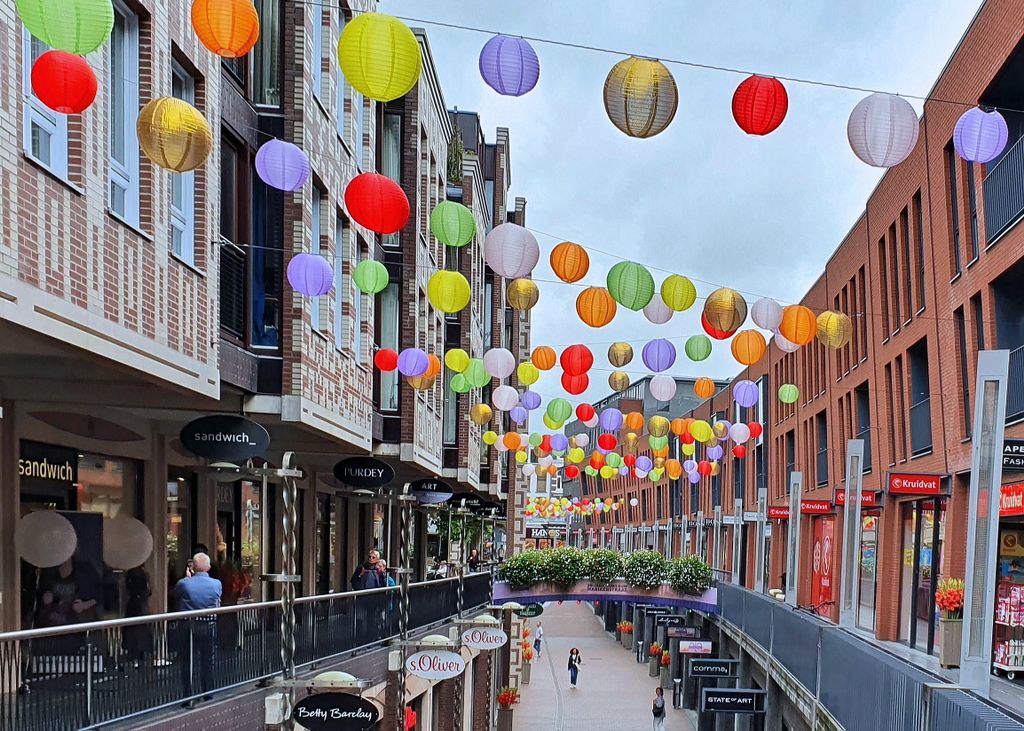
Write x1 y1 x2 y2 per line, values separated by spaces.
561 372 589 395
734 380 759 409
550 434 569 452
430 201 476 248
482 431 499 447
508 405 527 425
374 348 398 371
694 377 715 399
599 408 623 432
731 330 767 366
576 404 595 421
778 383 800 404
192 0 260 58
650 416 670 438
685 335 713 362
644 295 674 324
560 345 594 376
507 278 540 311
137 97 213 172
751 297 783 331
16 0 114 55
603 56 678 138
649 374 677 402
642 338 676 372
702 313 735 340
661 274 697 312
732 75 788 136
847 92 919 168
287 253 333 296
337 13 421 102
729 423 751 444
773 329 801 353
690 421 713 443
564 465 580 480
352 259 389 294
479 34 540 96
398 348 429 377
345 173 410 235
608 342 633 367
517 362 540 386
608 370 630 392
547 398 573 423
31 51 97 114
427 270 471 313
470 403 493 426
445 348 469 373
542 414 562 431
492 385 519 411
16 510 78 568
521 390 542 410
623 412 644 431
704 288 748 332
670 418 689 437
255 139 310 192
576 287 617 328
550 241 589 283
531 346 556 371
483 348 516 379
451 374 472 393
778 305 817 346
748 422 763 439
953 107 1008 164
485 223 540 278
424 354 441 378
733 445 748 459
406 372 435 391
816 311 853 349
503 432 522 450
607 261 655 311
636 456 653 472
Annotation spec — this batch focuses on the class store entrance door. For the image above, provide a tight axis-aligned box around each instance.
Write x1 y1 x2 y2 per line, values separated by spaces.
899 499 945 654
811 516 834 617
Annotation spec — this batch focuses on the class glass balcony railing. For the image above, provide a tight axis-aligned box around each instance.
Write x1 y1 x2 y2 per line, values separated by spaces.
983 134 1024 243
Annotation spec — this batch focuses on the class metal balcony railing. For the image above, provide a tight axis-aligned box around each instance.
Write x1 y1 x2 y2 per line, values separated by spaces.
983 134 1024 243
0 573 492 731
219 239 247 341
1008 344 1024 423
909 397 933 455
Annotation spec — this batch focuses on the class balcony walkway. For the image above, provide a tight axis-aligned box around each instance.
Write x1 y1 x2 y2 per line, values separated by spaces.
514 602 694 731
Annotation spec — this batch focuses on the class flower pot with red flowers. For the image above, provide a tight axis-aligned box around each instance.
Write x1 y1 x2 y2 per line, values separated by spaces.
496 687 519 731
620 621 633 649
649 643 662 677
521 647 534 684
660 651 672 688
936 578 964 668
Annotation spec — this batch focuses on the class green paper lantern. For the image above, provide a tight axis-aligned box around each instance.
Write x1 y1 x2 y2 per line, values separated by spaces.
606 452 622 468
684 335 713 362
528 432 542 447
463 359 490 388
546 397 573 423
779 383 800 404
430 201 476 248
543 414 563 430
607 261 655 311
661 274 697 312
353 259 389 294
585 466 598 477
649 468 664 481
17 0 114 55
649 435 669 450
450 373 471 393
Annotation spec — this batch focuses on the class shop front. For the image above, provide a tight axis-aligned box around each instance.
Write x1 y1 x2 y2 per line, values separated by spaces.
994 479 1024 681
800 499 834 617
833 488 883 631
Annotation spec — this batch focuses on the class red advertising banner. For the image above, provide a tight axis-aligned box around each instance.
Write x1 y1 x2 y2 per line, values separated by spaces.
800 499 833 515
887 472 946 496
767 506 790 520
833 489 881 508
811 516 834 617
1000 482 1024 518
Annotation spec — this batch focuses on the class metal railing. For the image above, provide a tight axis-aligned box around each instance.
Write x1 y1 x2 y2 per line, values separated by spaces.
983 133 1024 243
0 573 492 731
1008 344 1024 422
909 397 933 455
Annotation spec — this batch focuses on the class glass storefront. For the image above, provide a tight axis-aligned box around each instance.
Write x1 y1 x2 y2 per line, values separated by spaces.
856 513 880 631
898 499 946 653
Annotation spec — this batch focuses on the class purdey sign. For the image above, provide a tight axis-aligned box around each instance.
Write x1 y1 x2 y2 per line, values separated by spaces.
290 693 379 731
460 627 508 650
179 415 270 461
405 650 466 681
333 457 395 490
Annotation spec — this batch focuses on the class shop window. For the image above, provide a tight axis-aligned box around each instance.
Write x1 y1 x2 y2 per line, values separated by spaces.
908 340 933 455
22 30 68 179
109 1 140 226
376 281 400 410
815 411 828 486
166 471 197 595
856 514 879 631
955 307 971 436
78 452 139 518
947 144 962 276
315 494 336 594
171 59 196 264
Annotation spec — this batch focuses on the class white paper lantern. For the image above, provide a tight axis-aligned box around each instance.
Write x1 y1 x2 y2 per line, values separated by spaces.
629 497 639 507
15 511 77 568
583 416 600 429
495 439 509 452
634 469 649 480
773 330 801 353
649 374 677 402
103 515 154 570
483 223 540 279
522 464 535 477
751 297 783 331
492 385 520 411
847 92 919 168
538 455 553 468
483 348 516 379
575 433 590 448
729 423 751 444
643 295 673 325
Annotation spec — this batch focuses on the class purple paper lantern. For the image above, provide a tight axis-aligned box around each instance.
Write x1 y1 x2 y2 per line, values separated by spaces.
683 459 698 474
510 406 528 425
688 471 701 484
287 252 333 296
636 455 653 472
733 379 759 408
953 107 1008 164
598 407 623 432
641 338 676 373
707 445 724 461
550 434 569 452
619 466 630 476
255 139 311 192
521 390 542 411
397 348 429 377
479 34 540 97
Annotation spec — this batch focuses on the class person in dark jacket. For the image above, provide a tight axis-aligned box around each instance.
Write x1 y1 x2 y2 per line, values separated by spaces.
350 550 385 590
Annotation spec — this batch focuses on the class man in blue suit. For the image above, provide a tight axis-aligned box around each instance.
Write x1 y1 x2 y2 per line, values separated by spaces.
173 552 222 701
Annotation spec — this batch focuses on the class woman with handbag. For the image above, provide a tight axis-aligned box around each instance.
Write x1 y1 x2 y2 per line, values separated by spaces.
652 686 666 729
567 647 582 688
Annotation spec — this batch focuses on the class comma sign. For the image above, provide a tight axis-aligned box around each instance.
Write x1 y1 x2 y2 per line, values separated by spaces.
290 693 379 731
179 415 270 462
333 457 395 491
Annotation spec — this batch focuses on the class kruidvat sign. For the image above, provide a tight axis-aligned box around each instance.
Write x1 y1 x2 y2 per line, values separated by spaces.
886 472 947 496
333 457 395 490
1001 482 1024 518
290 693 379 731
767 506 790 520
409 478 454 505
180 415 270 461
406 650 466 680
460 627 508 650
800 499 833 515
833 489 882 508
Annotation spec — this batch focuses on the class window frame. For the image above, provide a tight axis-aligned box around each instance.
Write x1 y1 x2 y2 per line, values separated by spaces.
334 213 349 350
310 188 323 331
170 59 196 265
109 0 141 226
22 29 69 179
311 4 324 101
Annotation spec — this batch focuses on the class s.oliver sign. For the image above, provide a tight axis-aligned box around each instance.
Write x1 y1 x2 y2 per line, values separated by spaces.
887 472 947 496
290 693 379 731
460 627 508 650
179 415 270 461
406 650 466 680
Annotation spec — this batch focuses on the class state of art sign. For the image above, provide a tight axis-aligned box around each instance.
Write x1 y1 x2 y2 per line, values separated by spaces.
405 650 466 681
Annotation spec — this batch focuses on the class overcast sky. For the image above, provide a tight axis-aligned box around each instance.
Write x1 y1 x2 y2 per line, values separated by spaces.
382 0 984 409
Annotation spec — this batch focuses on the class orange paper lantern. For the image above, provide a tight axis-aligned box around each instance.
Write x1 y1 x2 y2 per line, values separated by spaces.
670 418 688 437
624 411 645 432
191 0 261 58
730 330 767 366
576 287 617 328
503 432 522 450
550 241 589 283
531 345 557 371
778 305 817 346
694 377 715 399
425 353 441 378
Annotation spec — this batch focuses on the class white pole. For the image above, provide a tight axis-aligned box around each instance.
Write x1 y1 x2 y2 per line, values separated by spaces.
785 472 803 608
839 440 865 629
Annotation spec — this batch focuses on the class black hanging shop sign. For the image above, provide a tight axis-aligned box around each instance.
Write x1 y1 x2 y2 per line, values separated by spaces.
515 603 544 618
179 415 270 461
666 626 700 639
689 658 740 678
333 457 395 491
19 441 78 494
450 492 486 512
290 692 380 730
700 688 767 714
656 614 685 627
409 478 454 505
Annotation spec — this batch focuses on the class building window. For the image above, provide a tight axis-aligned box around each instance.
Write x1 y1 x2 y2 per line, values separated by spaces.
252 0 281 106
878 237 890 339
483 277 494 346
815 411 828 486
311 6 324 100
219 132 249 342
109 1 140 226
376 282 400 410
946 144 962 276
971 293 985 351
335 10 348 136
352 92 365 169
908 340 932 455
171 61 196 264
334 214 348 349
784 430 795 493
381 111 401 247
855 382 872 473
913 192 926 311
443 369 457 446
22 30 68 178
310 188 324 331
353 239 365 359
889 223 901 329
955 307 971 437
884 363 896 465
966 162 979 262
900 209 913 322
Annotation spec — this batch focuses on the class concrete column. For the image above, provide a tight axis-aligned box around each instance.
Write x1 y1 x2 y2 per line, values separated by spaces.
435 677 458 731
632 605 643 655
0 401 18 632
765 677 782 731
735 651 754 731
471 653 491 731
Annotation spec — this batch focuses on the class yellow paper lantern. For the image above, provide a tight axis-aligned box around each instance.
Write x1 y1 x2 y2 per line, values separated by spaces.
608 342 633 367
482 430 498 445
816 310 853 349
649 416 670 438
515 450 528 464
779 305 817 346
608 370 630 392
710 462 721 477
703 288 748 332
600 465 617 479
517 362 540 386
694 377 715 399
470 403 493 426
137 97 213 173
337 13 422 103
531 346 557 371
681 442 695 456
661 275 697 312
568 447 585 464
577 287 617 328
603 56 678 138
444 348 469 372
690 420 713 443
730 330 767 366
506 278 540 311
427 270 471 313
550 241 590 283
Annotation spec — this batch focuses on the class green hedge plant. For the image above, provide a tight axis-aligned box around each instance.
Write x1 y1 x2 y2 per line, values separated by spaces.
543 547 588 586
668 556 714 595
586 548 624 583
623 550 668 590
500 549 547 588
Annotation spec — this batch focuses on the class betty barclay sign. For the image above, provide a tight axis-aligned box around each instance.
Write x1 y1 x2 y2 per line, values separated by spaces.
179 415 270 461
333 457 395 490
887 472 948 496
460 627 508 650
409 478 453 505
290 693 379 731
405 650 466 681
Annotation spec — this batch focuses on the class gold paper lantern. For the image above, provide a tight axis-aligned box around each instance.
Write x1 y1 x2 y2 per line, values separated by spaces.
608 370 630 392
730 329 767 366
710 462 721 477
576 287 617 328
470 403 493 426
550 241 589 283
779 305 817 346
608 341 634 367
603 56 679 138
506 278 540 311
623 432 638 449
703 288 748 332
137 97 213 172
406 374 436 391
653 457 665 470
337 13 422 103
816 310 853 349
649 415 670 438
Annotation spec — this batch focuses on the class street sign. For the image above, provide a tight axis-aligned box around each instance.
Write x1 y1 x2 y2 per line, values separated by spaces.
700 688 767 714
180 415 270 461
515 603 544 618
332 457 395 491
688 658 739 678
1004 440 1024 471
291 693 379 731
667 626 700 639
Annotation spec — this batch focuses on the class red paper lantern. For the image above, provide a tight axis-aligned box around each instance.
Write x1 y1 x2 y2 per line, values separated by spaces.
344 172 410 234
748 422 763 439
560 344 594 375
562 372 589 395
681 432 695 445
590 452 605 469
31 51 98 114
697 460 713 476
702 312 735 340
405 706 417 731
733 445 747 459
374 348 399 371
597 434 617 451
732 75 788 136
576 403 595 421
565 465 580 479
540 435 552 453
623 454 636 467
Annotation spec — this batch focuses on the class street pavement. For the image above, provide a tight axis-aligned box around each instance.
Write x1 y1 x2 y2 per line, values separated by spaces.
513 602 695 730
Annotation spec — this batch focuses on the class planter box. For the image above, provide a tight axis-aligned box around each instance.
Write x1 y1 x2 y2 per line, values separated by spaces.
939 619 962 668
622 632 632 649
660 665 672 689
649 656 660 677
522 661 532 685
497 707 514 731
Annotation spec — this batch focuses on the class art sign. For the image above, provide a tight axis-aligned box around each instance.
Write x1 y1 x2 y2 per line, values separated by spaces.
409 478 453 505
179 415 270 461
333 456 395 491
290 693 380 731
405 650 466 681
460 627 508 650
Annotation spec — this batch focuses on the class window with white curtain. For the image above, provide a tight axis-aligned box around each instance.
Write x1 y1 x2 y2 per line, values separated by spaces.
22 30 68 178
334 214 348 349
353 241 365 360
171 61 196 264
109 0 140 225
311 190 322 331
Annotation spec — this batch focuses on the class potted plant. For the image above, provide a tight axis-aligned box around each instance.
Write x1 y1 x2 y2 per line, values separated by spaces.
660 650 672 688
668 555 714 596
586 548 625 583
521 646 534 684
543 547 588 586
500 550 547 588
620 621 633 649
649 642 662 677
496 687 520 731
936 577 964 668
624 550 668 590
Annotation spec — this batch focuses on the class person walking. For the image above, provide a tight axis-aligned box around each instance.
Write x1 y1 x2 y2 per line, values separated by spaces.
172 552 222 702
534 621 544 658
652 686 666 729
567 647 582 688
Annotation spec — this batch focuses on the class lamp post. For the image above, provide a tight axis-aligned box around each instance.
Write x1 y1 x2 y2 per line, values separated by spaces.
839 440 865 629
785 472 803 608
